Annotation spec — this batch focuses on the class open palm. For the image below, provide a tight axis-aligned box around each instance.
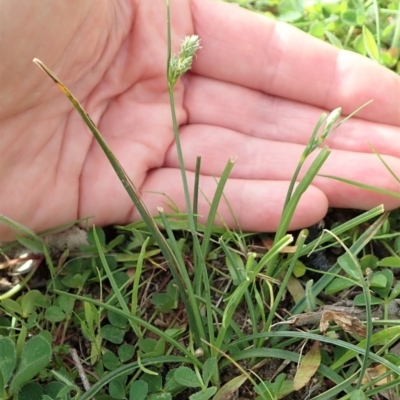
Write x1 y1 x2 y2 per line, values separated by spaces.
1 0 400 241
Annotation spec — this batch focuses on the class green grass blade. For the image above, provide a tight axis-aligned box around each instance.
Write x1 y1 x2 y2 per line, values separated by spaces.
193 157 201 228
0 215 43 251
201 159 235 256
131 237 149 318
228 331 400 376
318 174 400 199
283 111 329 206
267 147 331 277
368 143 400 184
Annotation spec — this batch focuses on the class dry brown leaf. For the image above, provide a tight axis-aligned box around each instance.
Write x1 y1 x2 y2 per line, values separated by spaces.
356 364 392 386
320 310 366 337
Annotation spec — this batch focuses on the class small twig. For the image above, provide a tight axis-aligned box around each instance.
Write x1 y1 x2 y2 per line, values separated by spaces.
277 300 400 328
69 348 91 394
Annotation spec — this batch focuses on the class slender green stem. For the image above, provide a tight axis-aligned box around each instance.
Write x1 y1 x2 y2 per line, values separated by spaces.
159 211 208 343
166 1 220 361
391 0 400 50
372 0 382 62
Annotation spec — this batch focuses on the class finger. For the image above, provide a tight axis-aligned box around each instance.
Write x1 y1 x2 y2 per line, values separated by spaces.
184 75 400 158
133 168 329 232
164 125 400 210
191 0 400 125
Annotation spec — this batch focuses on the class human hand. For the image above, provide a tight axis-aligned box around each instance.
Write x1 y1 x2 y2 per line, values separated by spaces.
1 0 400 241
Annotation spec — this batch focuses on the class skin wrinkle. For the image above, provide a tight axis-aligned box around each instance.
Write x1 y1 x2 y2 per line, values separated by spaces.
83 2 138 124
265 22 286 99
2 3 99 117
63 4 120 95
86 3 135 105
266 94 284 141
77 1 135 223
241 128 254 179
322 51 340 113
58 111 88 189
55 3 114 227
